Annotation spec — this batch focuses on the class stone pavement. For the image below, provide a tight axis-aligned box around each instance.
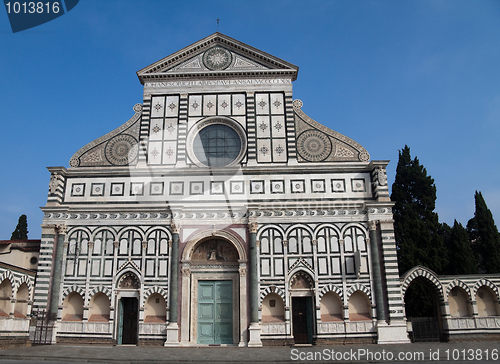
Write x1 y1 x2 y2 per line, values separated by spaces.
0 341 500 363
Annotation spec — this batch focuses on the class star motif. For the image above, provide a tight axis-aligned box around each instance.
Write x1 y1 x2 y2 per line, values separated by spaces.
206 101 214 110
234 100 243 109
168 102 177 111
152 124 161 134
259 123 268 131
275 145 284 155
191 101 199 110
151 148 159 158
154 102 162 111
258 100 267 109
259 146 269 155
220 100 228 109
208 51 228 66
274 122 283 131
165 148 174 157
166 123 175 133
273 99 282 108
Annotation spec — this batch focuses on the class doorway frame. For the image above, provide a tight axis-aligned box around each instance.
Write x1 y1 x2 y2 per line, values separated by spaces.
192 274 239 344
179 230 248 346
290 292 315 344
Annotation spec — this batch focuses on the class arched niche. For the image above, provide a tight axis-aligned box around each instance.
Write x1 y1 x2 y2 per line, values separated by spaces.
14 283 29 318
320 291 343 322
262 293 285 323
117 272 140 290
62 292 84 321
449 287 472 318
476 286 500 317
348 291 371 321
144 293 166 323
290 271 314 291
89 293 110 322
191 239 239 263
0 279 12 316
182 230 246 262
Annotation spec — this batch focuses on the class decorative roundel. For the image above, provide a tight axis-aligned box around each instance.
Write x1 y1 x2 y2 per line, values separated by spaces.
105 134 138 166
359 151 370 162
202 46 232 70
133 103 143 113
297 130 332 162
292 99 303 109
69 158 80 168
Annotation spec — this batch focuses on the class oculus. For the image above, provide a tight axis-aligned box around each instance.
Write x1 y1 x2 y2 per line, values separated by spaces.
187 117 247 168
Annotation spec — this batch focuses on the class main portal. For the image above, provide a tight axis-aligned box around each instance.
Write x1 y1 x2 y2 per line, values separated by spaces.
197 280 233 344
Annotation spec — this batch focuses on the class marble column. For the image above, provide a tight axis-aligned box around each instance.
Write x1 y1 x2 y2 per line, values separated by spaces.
248 221 262 347
369 221 386 322
165 222 180 346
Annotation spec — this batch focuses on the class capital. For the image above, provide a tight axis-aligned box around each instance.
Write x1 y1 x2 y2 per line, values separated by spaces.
368 220 378 231
171 222 180 234
248 222 258 234
57 224 67 235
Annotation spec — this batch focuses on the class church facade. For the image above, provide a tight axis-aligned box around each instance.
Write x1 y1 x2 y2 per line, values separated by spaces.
33 33 410 346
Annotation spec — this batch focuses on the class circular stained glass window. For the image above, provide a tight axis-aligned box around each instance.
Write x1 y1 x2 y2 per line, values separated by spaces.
193 124 242 167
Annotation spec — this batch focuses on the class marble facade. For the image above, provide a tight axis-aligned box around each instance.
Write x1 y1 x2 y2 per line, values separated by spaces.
34 32 410 346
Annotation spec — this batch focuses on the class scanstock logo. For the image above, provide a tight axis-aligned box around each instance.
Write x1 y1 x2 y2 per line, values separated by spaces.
3 0 79 33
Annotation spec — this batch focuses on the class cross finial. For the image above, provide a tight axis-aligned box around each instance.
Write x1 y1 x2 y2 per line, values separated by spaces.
216 18 220 32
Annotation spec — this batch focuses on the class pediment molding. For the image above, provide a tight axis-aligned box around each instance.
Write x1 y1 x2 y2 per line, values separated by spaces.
137 32 298 84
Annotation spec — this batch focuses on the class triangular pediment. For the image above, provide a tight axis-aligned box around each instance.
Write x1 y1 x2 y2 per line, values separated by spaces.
137 32 298 84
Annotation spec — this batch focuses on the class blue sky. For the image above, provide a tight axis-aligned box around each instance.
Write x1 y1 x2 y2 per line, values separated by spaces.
1 0 499 240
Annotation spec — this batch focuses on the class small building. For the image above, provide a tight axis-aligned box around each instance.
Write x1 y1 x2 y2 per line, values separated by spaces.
0 239 39 348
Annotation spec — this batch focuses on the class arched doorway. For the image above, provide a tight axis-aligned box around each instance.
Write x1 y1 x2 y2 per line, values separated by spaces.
402 267 444 342
290 271 315 345
116 272 140 345
180 231 247 346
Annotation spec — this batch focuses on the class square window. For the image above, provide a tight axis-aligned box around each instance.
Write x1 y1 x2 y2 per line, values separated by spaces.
110 183 124 196
130 182 144 196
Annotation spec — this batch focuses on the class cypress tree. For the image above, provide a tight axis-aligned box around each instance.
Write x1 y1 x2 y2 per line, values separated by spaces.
391 145 446 274
467 191 500 273
446 220 477 274
11 214 29 240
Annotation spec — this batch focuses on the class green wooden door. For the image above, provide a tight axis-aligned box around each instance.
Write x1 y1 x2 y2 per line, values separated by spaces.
198 280 233 344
